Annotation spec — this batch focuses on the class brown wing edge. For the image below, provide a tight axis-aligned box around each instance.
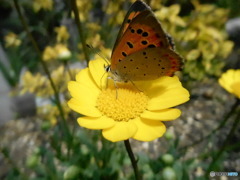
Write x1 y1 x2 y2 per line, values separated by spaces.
112 0 151 53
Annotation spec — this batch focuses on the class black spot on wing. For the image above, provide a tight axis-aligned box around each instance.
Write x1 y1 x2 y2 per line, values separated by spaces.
127 42 133 48
137 29 143 34
148 44 156 48
141 40 148 45
142 32 148 37
122 52 127 57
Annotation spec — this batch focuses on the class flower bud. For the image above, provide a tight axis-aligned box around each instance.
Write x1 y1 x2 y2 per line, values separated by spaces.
63 165 81 179
26 154 40 168
162 167 176 180
162 154 174 165
164 131 174 140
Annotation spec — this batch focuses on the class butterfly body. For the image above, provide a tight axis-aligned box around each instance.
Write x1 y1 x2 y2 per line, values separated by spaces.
108 0 183 82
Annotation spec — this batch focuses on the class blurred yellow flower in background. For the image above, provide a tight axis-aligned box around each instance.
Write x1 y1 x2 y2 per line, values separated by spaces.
38 102 71 126
21 66 80 97
219 69 240 99
155 4 186 27
54 44 71 60
42 46 57 61
74 0 92 22
33 0 53 12
68 58 190 142
4 32 21 48
43 44 71 61
21 71 49 96
54 26 70 43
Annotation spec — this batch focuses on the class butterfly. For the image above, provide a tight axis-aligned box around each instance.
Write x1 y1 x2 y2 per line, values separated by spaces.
105 0 183 83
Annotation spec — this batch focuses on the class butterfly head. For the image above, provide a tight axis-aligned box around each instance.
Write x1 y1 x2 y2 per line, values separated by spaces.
104 64 128 82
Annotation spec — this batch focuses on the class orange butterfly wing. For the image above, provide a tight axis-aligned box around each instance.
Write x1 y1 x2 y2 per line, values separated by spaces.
110 0 183 82
115 47 183 81
112 0 150 53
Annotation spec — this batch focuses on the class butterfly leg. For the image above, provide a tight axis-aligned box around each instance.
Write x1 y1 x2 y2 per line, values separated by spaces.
129 80 143 92
113 80 119 99
100 71 108 90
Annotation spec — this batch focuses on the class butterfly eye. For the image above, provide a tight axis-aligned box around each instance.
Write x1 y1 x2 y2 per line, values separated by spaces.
105 65 111 72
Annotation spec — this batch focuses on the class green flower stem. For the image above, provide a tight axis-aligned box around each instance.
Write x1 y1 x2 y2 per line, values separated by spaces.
63 61 74 80
181 98 240 150
13 0 71 140
124 140 141 180
197 142 240 161
207 107 240 174
70 0 90 63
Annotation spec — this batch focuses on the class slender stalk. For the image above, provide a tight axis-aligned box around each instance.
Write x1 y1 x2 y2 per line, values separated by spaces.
197 142 240 161
63 61 74 80
181 98 240 150
124 140 141 180
70 0 90 63
207 110 240 174
13 0 71 139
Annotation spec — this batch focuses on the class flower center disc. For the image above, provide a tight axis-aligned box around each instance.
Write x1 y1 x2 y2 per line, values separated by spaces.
96 88 148 122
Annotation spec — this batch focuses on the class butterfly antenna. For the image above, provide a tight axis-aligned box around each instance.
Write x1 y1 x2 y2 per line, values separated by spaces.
86 44 110 65
100 71 108 90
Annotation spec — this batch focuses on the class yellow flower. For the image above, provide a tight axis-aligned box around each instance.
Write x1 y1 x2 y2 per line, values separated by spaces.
4 32 21 48
74 0 92 22
42 46 57 61
54 26 70 42
33 0 53 12
68 58 190 142
219 69 240 98
20 71 48 96
43 44 72 61
54 44 71 60
38 102 70 126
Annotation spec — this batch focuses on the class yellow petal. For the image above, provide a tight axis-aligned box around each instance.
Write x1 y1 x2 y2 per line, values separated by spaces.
233 70 240 82
68 98 101 117
76 68 99 89
147 88 190 110
133 118 166 141
153 76 182 88
102 121 137 142
136 76 182 96
219 69 240 93
89 58 108 89
231 82 240 98
68 81 99 106
77 116 115 129
141 109 181 121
